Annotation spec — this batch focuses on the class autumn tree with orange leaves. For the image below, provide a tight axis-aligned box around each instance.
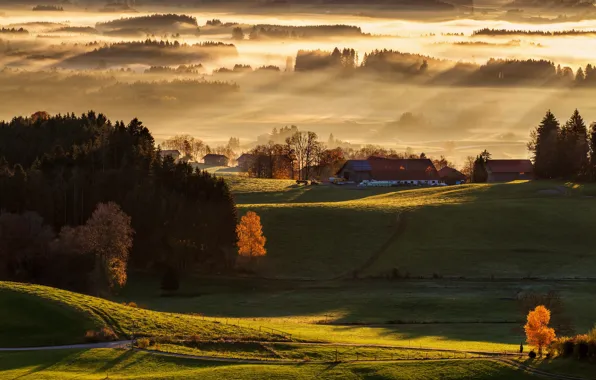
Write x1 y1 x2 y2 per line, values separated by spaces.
237 211 267 261
524 305 556 356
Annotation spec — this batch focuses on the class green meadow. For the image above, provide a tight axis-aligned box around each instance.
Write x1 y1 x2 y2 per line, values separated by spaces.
2 179 596 379
0 349 535 380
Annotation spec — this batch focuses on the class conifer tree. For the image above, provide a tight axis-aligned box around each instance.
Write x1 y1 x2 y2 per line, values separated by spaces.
528 110 560 179
471 155 488 183
589 122 596 179
559 109 589 178
576 67 585 82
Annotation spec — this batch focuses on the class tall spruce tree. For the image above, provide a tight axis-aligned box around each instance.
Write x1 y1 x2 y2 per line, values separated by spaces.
528 110 560 179
576 67 586 82
589 122 596 179
559 109 589 179
471 155 488 183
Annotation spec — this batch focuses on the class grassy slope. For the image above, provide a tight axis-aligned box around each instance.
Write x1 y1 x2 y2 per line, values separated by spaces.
0 282 279 347
0 349 536 379
517 358 596 379
229 179 596 279
150 341 492 361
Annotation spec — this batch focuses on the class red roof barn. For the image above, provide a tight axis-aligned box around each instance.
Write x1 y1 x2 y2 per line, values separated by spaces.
486 159 533 182
336 157 440 184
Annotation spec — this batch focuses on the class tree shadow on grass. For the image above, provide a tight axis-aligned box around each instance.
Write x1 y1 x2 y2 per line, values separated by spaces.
94 349 135 373
9 349 90 379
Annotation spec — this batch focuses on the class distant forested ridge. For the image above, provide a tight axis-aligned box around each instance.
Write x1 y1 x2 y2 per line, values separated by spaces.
0 71 239 113
295 48 357 71
473 28 596 36
293 47 596 87
504 0 595 9
248 24 364 39
0 112 237 291
32 5 63 11
96 14 199 31
0 27 28 34
59 40 238 68
52 26 100 34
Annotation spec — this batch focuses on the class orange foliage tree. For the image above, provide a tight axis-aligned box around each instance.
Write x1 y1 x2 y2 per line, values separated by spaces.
524 305 556 355
236 211 266 260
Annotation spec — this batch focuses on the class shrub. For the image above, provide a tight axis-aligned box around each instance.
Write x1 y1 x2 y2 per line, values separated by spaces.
136 337 151 349
84 327 118 342
528 350 537 359
573 335 590 359
188 334 201 347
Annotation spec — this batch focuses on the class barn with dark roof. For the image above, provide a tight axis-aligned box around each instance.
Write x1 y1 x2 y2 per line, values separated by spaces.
486 159 533 182
335 160 372 182
336 157 440 185
438 166 467 185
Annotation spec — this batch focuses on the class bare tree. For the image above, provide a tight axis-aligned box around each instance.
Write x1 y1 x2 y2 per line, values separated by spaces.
162 135 205 161
286 130 322 180
461 155 476 178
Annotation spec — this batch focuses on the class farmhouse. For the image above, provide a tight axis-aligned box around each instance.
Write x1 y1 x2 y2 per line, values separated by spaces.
237 153 254 171
438 166 467 185
336 157 441 185
203 154 229 167
486 159 534 182
159 149 181 162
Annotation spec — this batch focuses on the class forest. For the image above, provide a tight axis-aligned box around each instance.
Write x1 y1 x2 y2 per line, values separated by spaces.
0 112 238 294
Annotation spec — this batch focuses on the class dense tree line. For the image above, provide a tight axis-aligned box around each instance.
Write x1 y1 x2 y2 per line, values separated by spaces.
246 24 363 40
206 19 239 27
528 109 596 180
293 47 596 87
362 49 439 75
0 112 237 293
473 28 596 36
96 14 199 31
144 64 205 74
53 26 100 34
0 28 28 34
295 48 357 71
62 40 237 69
32 5 63 11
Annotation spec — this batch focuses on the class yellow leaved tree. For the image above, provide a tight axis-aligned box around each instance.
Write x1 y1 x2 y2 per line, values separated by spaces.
236 211 267 261
524 305 556 356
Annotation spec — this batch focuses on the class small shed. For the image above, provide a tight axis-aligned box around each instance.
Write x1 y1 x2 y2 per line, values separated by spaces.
237 153 254 171
203 154 229 167
438 167 467 185
486 159 534 182
336 160 372 182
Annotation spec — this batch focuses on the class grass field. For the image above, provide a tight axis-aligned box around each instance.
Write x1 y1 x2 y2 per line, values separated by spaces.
227 179 596 279
0 282 279 347
0 349 536 379
2 178 596 378
147 341 493 361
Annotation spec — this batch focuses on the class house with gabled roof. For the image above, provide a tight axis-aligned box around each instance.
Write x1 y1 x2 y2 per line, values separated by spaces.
438 166 467 185
336 156 440 185
203 154 229 167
